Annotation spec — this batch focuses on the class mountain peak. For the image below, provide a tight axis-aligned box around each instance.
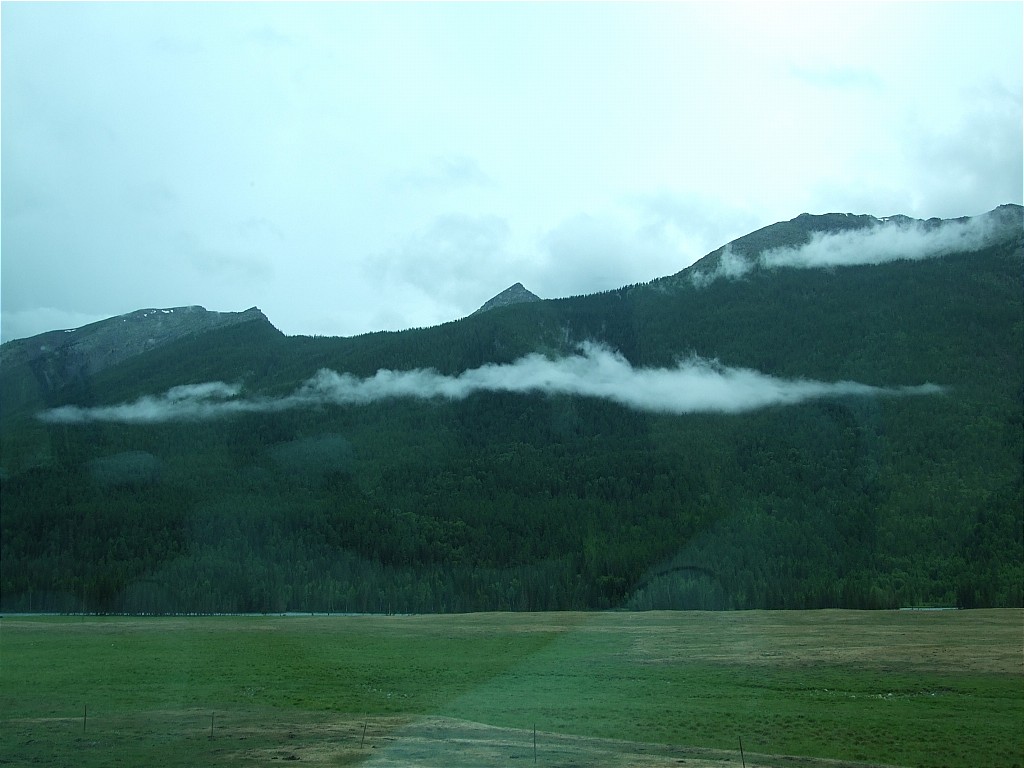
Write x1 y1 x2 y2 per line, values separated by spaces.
0 305 276 398
473 283 542 315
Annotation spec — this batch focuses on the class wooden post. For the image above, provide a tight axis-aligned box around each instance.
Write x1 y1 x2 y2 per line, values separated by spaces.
210 712 215 740
534 724 537 764
739 735 746 768
360 721 367 749
83 705 87 734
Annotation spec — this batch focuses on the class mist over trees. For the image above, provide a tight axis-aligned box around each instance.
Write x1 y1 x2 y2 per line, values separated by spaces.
1 210 1021 613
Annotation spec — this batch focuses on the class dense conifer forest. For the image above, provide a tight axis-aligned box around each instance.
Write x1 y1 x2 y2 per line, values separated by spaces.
2 209 1021 613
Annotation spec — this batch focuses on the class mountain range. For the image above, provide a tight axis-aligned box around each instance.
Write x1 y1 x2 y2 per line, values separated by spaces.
1 204 1021 613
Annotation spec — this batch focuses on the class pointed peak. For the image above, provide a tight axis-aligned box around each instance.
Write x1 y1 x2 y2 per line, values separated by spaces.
472 283 542 315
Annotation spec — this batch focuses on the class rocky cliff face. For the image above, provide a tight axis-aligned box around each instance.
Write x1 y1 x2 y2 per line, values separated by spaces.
0 305 271 400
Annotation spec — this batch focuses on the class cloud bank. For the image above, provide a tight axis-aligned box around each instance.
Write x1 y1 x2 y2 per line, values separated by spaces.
690 212 1014 287
38 344 942 425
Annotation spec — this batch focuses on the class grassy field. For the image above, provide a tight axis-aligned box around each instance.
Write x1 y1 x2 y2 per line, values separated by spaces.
1 610 1020 767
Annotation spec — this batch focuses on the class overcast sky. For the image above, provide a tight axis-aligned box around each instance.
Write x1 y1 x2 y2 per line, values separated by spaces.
2 2 1021 342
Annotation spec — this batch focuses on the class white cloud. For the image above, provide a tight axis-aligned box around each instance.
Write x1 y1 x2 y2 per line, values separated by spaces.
40 382 246 424
906 82 1024 218
759 214 1011 270
538 215 644 295
689 245 754 288
39 343 942 424
368 214 521 306
390 155 491 192
631 192 760 259
689 211 1017 287
533 199 756 298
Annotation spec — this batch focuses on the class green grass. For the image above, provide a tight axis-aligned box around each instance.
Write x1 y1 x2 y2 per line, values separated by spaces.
1 610 1021 767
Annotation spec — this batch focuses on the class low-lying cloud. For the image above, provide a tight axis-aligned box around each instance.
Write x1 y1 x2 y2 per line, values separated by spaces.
689 245 754 288
38 344 943 425
40 382 250 424
690 212 1014 287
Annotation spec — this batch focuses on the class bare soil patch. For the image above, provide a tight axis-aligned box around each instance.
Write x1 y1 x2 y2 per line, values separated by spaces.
228 714 901 768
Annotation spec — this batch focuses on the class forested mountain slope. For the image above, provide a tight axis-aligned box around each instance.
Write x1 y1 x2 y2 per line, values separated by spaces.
2 205 1021 613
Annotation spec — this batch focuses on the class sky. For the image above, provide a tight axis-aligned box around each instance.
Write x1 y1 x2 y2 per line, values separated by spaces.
2 1 1021 343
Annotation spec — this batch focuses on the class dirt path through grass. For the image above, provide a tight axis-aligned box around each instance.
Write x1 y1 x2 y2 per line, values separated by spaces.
216 714 904 768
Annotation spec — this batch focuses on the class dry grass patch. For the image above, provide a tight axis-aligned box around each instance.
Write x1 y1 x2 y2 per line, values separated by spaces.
621 609 1023 675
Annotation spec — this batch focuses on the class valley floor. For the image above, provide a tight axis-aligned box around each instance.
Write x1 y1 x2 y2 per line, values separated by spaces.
1 610 1020 768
